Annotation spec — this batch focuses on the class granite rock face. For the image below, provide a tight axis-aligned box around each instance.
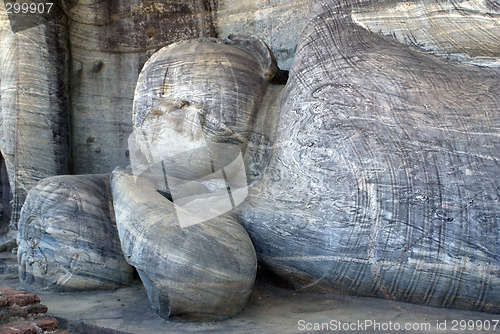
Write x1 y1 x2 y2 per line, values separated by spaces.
0 155 12 236
237 0 500 313
69 0 217 175
0 1 71 229
111 168 257 321
17 174 134 291
3 0 499 317
216 0 312 70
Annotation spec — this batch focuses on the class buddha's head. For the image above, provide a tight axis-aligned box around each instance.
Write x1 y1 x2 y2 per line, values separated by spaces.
132 35 278 180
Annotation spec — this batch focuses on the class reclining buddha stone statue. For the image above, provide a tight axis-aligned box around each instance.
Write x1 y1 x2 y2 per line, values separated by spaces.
18 0 499 320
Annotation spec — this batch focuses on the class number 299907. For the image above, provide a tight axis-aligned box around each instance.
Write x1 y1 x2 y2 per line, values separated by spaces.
5 2 54 14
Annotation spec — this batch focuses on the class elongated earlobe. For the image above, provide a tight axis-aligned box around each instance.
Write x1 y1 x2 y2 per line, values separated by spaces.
226 34 278 82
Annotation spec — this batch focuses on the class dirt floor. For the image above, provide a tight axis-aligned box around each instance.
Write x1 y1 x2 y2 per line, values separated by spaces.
1 251 498 333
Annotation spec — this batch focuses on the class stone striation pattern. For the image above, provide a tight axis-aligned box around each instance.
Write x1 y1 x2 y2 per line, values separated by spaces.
0 0 70 230
0 0 218 232
17 175 134 291
352 0 500 67
237 0 500 313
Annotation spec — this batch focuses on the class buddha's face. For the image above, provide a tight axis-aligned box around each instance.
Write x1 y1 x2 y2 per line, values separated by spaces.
129 37 277 227
133 40 268 180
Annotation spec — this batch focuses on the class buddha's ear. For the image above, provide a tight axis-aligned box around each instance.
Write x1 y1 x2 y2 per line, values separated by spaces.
226 34 278 82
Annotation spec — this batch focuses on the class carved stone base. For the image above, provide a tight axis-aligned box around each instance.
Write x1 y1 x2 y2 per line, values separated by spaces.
17 175 134 291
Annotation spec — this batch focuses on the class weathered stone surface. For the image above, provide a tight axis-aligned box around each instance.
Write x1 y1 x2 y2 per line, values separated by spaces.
352 0 500 67
111 167 257 321
17 174 134 291
237 0 500 313
216 0 312 70
69 0 217 175
0 1 71 228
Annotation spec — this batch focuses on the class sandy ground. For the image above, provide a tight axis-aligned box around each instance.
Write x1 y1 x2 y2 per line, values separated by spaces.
1 251 498 333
